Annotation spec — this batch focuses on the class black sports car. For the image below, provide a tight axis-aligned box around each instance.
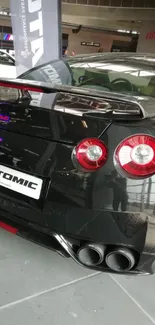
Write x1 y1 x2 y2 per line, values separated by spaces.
0 52 155 275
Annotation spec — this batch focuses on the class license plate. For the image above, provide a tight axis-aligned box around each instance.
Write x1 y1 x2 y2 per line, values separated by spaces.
0 165 43 200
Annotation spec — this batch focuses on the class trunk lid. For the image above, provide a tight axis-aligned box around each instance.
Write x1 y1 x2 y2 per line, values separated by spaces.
0 90 113 145
0 79 144 145
0 79 144 181
0 79 145 210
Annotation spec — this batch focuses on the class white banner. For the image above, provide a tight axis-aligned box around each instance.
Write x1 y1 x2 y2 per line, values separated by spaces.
10 0 62 76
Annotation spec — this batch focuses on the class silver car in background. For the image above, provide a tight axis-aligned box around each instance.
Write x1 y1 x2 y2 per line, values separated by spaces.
0 50 16 79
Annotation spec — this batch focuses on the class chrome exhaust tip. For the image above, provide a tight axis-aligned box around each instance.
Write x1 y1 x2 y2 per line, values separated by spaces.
105 247 136 272
77 243 105 266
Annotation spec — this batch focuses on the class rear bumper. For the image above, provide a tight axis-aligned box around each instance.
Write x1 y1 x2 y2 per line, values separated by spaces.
45 203 155 275
0 202 155 275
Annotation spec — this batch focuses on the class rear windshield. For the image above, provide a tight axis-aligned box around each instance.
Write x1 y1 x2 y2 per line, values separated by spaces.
21 56 155 98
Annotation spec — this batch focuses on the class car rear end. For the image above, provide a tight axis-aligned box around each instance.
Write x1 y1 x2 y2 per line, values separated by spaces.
47 92 155 276
0 79 154 276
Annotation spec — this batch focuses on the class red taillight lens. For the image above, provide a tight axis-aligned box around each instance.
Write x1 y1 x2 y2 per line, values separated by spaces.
73 138 108 171
114 134 155 178
0 81 44 93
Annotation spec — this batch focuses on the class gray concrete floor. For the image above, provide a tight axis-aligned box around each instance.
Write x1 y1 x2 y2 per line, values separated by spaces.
0 229 155 325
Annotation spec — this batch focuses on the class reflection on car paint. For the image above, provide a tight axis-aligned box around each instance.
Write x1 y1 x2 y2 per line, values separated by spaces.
0 114 10 122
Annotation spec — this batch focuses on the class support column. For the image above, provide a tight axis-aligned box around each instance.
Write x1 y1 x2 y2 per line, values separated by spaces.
137 21 155 53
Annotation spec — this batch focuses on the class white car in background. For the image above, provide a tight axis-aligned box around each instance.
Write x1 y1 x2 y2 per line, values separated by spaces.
0 50 16 79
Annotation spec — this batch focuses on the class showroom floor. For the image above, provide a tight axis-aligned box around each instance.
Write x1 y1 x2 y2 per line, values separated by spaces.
0 229 155 325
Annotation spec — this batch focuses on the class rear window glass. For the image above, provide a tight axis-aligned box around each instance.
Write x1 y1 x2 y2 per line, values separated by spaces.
21 55 155 98
22 60 73 86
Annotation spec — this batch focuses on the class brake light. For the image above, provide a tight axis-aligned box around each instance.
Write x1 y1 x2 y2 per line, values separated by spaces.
114 134 155 178
72 138 108 171
0 81 44 93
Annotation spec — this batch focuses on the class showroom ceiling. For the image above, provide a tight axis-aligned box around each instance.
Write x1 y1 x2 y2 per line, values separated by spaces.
1 0 155 9
0 0 154 32
63 0 155 7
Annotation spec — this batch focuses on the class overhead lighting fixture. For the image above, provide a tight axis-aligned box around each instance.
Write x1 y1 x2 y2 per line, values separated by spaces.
117 29 130 33
117 29 139 35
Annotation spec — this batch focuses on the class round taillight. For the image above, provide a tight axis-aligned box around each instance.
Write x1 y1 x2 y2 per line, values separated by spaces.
114 134 155 178
72 138 108 171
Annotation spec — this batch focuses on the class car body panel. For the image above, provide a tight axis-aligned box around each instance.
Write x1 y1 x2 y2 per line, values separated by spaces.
0 93 111 143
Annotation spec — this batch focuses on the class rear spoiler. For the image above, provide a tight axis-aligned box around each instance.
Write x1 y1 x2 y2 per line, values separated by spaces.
0 79 53 94
0 78 145 120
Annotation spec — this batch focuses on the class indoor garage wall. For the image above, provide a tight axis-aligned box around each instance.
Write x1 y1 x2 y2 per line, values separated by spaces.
63 27 132 54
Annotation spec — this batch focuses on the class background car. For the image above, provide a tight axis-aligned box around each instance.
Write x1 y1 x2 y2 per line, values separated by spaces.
0 50 16 79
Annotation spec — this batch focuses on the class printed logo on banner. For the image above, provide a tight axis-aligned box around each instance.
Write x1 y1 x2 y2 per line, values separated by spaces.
10 0 61 75
20 0 44 68
28 0 44 67
10 0 62 107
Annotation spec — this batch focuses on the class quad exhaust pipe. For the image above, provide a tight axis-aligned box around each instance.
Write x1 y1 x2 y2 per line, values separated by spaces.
54 233 136 272
105 247 136 272
77 243 105 266
77 244 136 271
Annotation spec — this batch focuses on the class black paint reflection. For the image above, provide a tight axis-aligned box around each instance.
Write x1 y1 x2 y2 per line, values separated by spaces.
109 171 128 212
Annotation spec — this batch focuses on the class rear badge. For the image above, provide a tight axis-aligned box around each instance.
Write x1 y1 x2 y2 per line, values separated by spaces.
0 165 43 200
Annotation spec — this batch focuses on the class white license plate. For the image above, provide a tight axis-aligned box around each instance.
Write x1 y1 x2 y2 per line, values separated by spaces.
0 165 43 200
